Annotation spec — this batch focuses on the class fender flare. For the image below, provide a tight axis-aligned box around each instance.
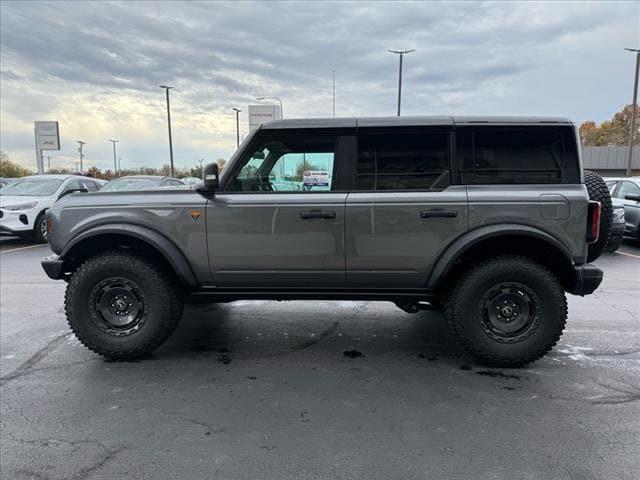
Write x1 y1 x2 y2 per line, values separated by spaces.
427 224 575 289
61 223 198 286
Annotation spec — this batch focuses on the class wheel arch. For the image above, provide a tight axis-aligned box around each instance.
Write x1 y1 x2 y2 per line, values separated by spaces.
428 224 576 292
60 224 198 287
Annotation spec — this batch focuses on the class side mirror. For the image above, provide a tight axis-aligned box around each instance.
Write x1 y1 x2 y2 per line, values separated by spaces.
197 163 220 193
59 187 88 199
625 194 640 202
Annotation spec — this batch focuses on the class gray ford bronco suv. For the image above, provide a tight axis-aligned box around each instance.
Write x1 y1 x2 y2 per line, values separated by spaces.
42 116 612 366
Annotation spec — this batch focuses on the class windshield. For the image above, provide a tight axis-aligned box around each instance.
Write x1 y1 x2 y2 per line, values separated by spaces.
0 178 63 196
100 178 159 192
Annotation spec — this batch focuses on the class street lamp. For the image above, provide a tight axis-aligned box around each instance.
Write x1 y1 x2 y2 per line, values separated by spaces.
108 139 119 177
388 49 415 116
160 85 175 177
625 48 640 177
232 108 242 148
256 96 284 118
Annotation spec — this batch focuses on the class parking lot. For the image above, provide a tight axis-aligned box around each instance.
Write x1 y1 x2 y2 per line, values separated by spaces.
0 236 639 480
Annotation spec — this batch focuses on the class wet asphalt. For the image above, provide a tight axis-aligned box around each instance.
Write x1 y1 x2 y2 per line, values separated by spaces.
1 237 639 480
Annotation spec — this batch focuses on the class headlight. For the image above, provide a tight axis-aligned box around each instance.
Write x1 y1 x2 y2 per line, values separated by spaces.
613 207 625 224
4 201 38 211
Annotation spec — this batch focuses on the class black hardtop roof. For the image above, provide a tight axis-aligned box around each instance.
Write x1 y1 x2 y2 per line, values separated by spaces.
261 115 574 130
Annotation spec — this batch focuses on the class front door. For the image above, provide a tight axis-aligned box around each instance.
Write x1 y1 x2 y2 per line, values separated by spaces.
616 180 640 235
346 129 468 288
207 132 348 287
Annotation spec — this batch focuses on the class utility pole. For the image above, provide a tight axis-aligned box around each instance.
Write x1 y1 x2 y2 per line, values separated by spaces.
118 157 122 173
76 140 85 171
625 48 640 177
160 85 175 177
388 49 415 116
332 70 336 118
108 139 119 177
232 107 241 148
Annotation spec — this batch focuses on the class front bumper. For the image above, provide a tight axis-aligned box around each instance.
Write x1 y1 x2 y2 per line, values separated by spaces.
567 263 603 296
0 208 36 234
42 254 65 280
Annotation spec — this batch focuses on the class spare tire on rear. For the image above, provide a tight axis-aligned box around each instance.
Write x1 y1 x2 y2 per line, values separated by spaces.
584 170 612 262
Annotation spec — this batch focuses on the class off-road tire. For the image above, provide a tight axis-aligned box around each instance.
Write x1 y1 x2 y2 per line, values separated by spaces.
65 251 184 359
32 212 48 244
444 255 567 367
584 170 612 262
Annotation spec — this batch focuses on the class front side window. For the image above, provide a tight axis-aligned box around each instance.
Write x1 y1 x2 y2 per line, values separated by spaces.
617 181 640 199
227 135 336 192
356 132 450 190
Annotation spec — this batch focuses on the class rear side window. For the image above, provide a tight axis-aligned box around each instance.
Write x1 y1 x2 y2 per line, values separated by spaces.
356 132 450 190
457 126 580 184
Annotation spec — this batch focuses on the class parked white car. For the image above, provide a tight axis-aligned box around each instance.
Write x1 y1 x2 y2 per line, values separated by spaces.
0 175 106 242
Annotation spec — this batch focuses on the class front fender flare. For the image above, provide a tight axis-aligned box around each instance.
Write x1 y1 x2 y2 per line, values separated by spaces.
61 223 198 286
427 224 575 289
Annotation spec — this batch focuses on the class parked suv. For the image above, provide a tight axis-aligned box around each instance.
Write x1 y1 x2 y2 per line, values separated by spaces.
1 175 106 242
42 116 611 366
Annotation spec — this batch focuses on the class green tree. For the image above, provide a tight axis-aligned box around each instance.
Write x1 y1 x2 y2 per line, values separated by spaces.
0 152 34 177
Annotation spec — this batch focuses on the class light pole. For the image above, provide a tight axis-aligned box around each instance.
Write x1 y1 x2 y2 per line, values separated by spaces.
256 96 284 118
625 48 640 177
332 70 336 118
76 140 85 171
388 49 415 116
108 139 119 177
160 85 175 177
232 107 241 148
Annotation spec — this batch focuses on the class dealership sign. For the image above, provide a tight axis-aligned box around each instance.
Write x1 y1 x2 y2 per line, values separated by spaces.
248 104 282 131
34 121 60 173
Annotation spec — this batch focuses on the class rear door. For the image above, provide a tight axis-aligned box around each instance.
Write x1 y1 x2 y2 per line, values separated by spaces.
206 132 351 287
345 127 468 288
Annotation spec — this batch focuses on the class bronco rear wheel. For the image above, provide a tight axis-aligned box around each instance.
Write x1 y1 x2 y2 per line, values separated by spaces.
444 255 567 367
65 251 184 359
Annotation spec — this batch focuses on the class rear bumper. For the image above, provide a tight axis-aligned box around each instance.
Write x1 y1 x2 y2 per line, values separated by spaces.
42 254 64 280
567 263 603 296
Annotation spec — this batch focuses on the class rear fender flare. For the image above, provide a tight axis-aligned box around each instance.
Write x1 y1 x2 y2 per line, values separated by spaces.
427 224 575 289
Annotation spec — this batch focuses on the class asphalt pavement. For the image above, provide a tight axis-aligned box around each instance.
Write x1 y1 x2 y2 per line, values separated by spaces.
1 236 639 479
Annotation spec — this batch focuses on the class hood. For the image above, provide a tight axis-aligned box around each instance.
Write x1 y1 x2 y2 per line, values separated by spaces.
0 195 45 208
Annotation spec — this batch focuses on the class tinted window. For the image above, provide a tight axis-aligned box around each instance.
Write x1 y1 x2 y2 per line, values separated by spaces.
457 126 579 184
228 135 336 192
356 132 450 190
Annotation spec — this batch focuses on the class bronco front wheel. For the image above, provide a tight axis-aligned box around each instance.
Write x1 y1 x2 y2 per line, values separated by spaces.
65 251 184 359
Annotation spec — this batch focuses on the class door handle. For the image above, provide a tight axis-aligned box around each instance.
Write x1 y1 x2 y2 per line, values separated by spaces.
420 209 458 218
300 210 336 219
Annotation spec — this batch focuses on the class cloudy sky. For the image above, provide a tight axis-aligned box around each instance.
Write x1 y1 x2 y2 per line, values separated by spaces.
1 1 638 173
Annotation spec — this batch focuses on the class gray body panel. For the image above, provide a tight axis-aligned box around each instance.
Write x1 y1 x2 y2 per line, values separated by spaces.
48 190 210 282
206 193 347 286
345 187 468 287
466 184 589 264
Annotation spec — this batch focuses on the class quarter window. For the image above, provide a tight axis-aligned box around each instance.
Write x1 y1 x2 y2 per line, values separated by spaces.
228 135 336 192
457 127 579 184
356 132 450 190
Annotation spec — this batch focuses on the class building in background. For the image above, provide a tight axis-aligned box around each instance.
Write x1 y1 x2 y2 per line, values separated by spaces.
582 146 639 176
248 104 282 132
